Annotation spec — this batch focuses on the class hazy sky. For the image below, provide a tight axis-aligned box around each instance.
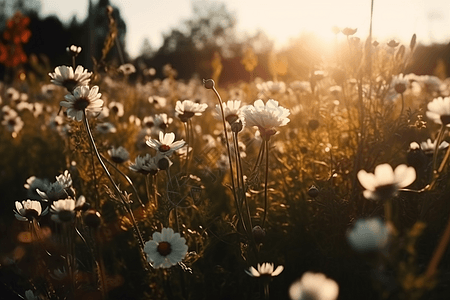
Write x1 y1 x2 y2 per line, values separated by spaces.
38 0 450 58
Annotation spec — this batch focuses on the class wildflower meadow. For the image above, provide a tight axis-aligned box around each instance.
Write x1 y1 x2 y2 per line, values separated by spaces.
3 2 450 300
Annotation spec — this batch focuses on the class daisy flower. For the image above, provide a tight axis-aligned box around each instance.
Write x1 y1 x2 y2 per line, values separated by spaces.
421 138 450 155
129 153 159 175
118 63 136 75
48 65 92 92
245 262 284 278
427 97 450 126
60 85 104 122
146 132 185 156
175 99 208 122
108 101 124 117
214 100 245 126
144 227 188 269
24 290 39 300
289 272 339 300
24 176 50 200
96 122 117 134
257 81 286 95
143 116 155 128
6 87 20 102
14 200 48 222
153 113 173 130
66 45 82 56
357 164 416 201
242 99 290 140
1 105 18 119
391 74 409 94
51 198 84 223
56 170 72 189
2 114 24 134
36 181 67 202
108 146 130 164
148 96 167 109
347 218 390 252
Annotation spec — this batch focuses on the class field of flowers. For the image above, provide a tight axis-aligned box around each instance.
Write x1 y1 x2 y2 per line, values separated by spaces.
3 9 450 300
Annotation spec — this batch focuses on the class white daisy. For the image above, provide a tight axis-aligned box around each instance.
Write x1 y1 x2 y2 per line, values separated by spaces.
108 101 124 117
289 272 339 300
153 113 173 130
36 181 66 202
257 81 286 94
66 45 82 56
214 100 245 126
144 227 188 269
391 74 409 94
142 116 155 128
242 99 290 140
60 85 104 122
245 262 284 278
2 114 24 134
1 105 18 119
51 198 77 223
426 97 450 126
420 138 450 155
14 200 48 222
146 132 185 156
24 290 39 300
48 65 92 92
108 146 130 164
96 122 117 134
118 63 136 75
24 176 50 200
129 153 159 175
357 164 416 201
148 96 167 109
56 170 72 189
347 218 390 252
175 99 208 122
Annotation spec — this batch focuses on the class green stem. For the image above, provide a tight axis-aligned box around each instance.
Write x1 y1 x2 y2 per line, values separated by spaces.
82 111 146 251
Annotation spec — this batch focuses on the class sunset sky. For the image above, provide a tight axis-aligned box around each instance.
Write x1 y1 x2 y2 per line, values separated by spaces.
38 0 450 58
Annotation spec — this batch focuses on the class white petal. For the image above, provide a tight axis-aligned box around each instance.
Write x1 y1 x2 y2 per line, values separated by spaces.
394 165 416 188
272 265 284 276
373 164 395 186
357 170 376 191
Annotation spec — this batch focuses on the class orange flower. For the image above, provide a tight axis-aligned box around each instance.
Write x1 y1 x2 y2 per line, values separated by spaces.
4 12 31 44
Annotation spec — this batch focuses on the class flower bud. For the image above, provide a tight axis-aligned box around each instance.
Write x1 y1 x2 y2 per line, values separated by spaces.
231 120 244 133
252 226 266 244
407 142 426 170
84 210 101 228
158 156 171 170
203 79 215 89
308 185 320 198
387 40 399 48
308 119 320 131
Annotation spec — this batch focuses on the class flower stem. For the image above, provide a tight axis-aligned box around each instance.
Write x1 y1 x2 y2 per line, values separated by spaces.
210 86 242 227
184 121 190 175
432 125 446 173
145 174 152 205
82 111 146 251
425 213 450 280
100 154 145 207
399 93 405 117
234 132 252 231
262 140 269 228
